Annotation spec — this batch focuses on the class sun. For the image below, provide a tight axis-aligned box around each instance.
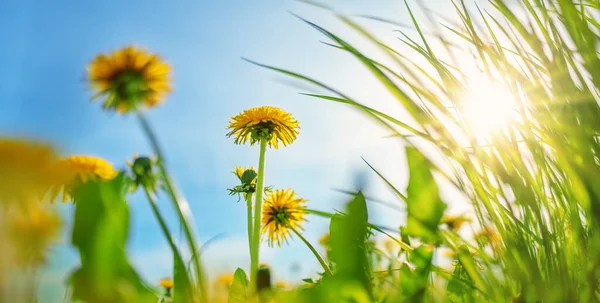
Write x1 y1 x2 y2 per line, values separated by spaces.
460 77 520 141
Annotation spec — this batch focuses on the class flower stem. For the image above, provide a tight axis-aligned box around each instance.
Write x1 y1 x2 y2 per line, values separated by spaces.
245 192 254 271
142 187 195 301
251 137 268 291
291 226 333 276
137 112 207 302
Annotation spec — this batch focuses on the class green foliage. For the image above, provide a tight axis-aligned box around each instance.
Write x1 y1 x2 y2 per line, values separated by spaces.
399 245 434 302
290 193 372 303
328 192 373 298
173 248 195 303
405 147 446 242
228 268 249 303
252 0 600 301
69 173 156 303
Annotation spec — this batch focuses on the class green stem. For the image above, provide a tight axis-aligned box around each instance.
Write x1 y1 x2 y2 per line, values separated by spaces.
142 188 193 286
291 227 333 276
245 192 254 271
142 188 179 256
251 138 268 290
137 112 207 302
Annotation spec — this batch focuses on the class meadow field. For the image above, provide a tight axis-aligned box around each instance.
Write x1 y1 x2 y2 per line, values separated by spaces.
2 0 600 302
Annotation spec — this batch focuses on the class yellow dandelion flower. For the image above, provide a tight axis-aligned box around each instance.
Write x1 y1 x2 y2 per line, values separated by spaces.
57 155 118 202
0 138 70 205
88 46 171 113
217 273 234 287
442 249 457 259
275 281 289 289
227 106 300 149
62 155 118 183
383 239 395 253
474 225 502 253
159 278 173 289
441 214 472 232
319 233 330 247
262 189 307 247
7 203 61 265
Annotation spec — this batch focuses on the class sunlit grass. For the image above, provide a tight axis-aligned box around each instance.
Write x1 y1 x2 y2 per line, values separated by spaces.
459 76 521 141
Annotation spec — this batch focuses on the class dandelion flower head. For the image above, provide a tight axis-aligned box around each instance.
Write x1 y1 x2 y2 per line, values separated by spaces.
262 188 307 247
88 46 171 113
227 106 299 149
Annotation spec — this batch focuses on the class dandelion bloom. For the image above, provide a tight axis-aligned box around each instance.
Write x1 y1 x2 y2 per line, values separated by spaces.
441 214 472 232
475 225 502 252
382 239 395 253
262 189 307 247
275 281 289 289
88 46 171 113
227 106 300 149
6 204 61 265
57 155 118 202
217 274 234 287
0 138 70 205
319 233 330 248
159 278 173 289
442 249 457 259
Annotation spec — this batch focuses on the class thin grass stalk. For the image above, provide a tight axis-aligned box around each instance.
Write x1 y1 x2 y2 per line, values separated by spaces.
250 137 267 291
142 187 195 301
290 226 332 276
136 112 207 302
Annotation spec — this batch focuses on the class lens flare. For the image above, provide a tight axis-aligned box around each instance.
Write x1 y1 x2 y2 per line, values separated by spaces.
460 77 520 141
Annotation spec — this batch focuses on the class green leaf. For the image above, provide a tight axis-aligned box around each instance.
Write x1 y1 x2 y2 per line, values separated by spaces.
173 249 194 303
405 147 447 242
400 245 434 301
228 268 249 303
69 173 156 303
447 252 477 302
328 192 373 299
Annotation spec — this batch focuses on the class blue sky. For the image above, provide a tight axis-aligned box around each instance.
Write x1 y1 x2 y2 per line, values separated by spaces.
0 0 475 300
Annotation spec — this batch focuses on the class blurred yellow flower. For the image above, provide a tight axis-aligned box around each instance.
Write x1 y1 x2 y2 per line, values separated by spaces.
319 233 330 247
159 278 173 289
6 204 61 265
442 249 457 259
383 239 395 253
227 106 300 149
441 214 472 232
0 138 70 205
88 46 171 113
274 281 288 289
62 155 118 183
217 273 234 287
475 225 502 250
262 189 307 247
56 155 118 202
